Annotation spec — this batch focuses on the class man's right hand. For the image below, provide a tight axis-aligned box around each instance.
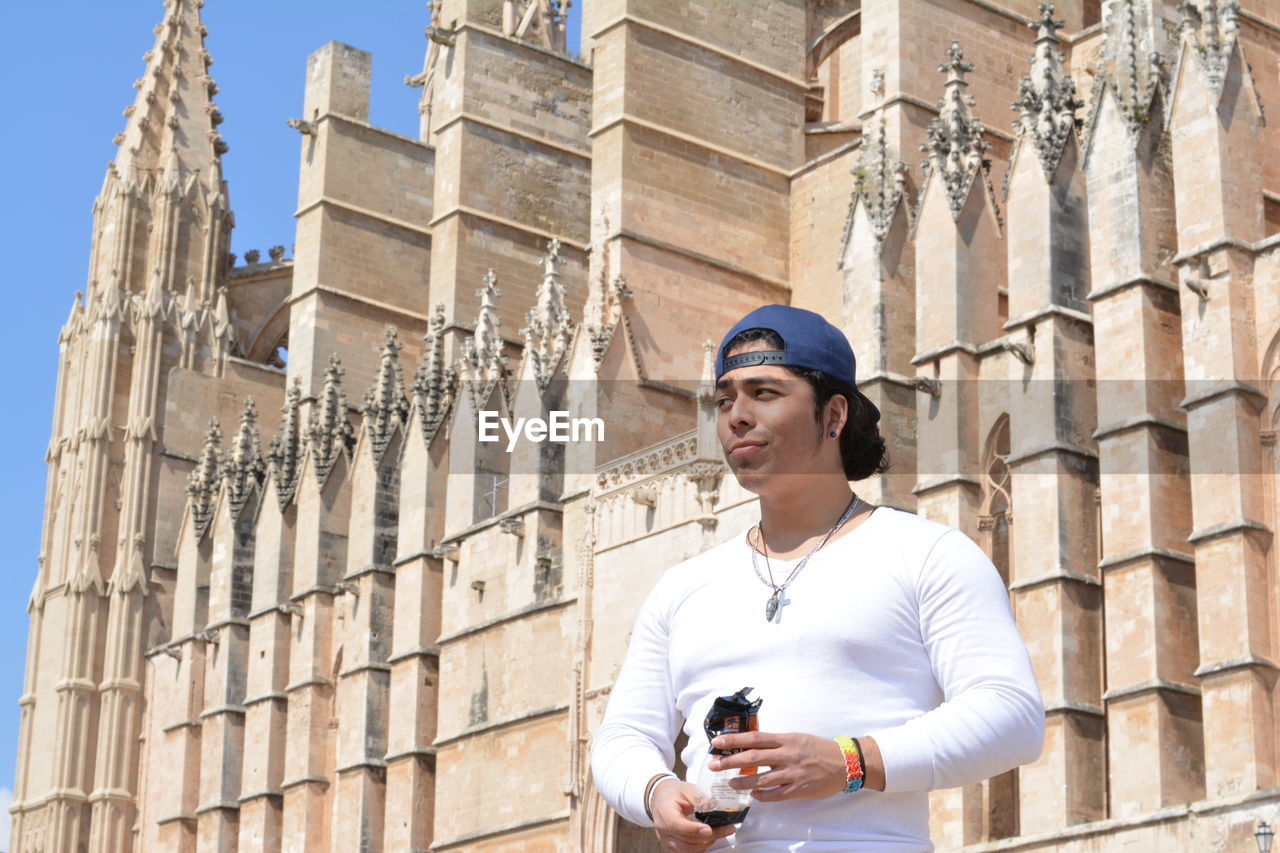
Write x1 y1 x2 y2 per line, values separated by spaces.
650 780 736 852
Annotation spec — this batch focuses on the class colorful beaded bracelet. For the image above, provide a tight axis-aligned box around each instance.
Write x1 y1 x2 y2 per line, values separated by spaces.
833 736 865 793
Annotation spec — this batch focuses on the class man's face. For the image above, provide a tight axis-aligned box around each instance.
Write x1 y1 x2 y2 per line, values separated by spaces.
714 340 825 493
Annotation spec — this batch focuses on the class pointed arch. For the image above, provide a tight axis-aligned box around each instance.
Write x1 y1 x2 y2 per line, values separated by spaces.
979 415 1012 588
971 414 1018 842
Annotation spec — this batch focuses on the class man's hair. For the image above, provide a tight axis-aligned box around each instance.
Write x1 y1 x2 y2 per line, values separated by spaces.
723 328 889 481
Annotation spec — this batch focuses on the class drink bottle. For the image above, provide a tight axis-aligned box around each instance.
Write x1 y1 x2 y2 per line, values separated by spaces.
693 687 762 826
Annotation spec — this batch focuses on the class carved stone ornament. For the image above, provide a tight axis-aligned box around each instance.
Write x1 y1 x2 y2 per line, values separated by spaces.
309 353 355 484
840 112 908 265
1178 0 1251 102
1085 0 1166 139
412 303 455 443
267 377 303 505
363 327 409 461
187 418 222 538
224 397 265 521
1013 3 1083 177
520 237 576 391
459 270 510 409
921 42 992 221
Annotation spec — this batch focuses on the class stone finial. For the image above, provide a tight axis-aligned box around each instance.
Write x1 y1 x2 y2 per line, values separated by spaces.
243 249 261 265
1088 0 1165 136
520 237 575 390
309 353 355 483
921 41 991 221
412 303 455 442
1013 3 1083 177
851 115 908 242
1179 0 1242 95
187 418 222 538
224 398 264 520
459 270 510 406
268 245 286 262
941 41 974 80
267 377 302 505
363 327 409 460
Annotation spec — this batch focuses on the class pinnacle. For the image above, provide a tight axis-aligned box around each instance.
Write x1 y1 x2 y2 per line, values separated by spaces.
309 354 354 483
521 238 575 391
413 303 454 442
364 327 409 460
111 0 226 189
268 378 303 505
225 398 265 520
1090 0 1166 134
1013 2 1082 177
187 416 222 537
1179 0 1243 95
922 41 991 221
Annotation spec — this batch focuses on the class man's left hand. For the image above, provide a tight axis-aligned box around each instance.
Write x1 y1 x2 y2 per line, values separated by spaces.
708 732 884 801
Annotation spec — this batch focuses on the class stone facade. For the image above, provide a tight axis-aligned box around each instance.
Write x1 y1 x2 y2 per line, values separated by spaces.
10 0 1280 851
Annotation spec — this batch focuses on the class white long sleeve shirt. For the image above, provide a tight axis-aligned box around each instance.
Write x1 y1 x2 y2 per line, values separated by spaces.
590 506 1044 852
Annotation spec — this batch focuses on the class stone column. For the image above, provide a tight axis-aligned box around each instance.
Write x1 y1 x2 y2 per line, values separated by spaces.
331 333 408 852
911 43 1008 844
1000 6 1106 829
383 316 452 851
279 360 352 852
1084 0 1204 814
1167 0 1275 800
238 389 301 852
837 112 917 511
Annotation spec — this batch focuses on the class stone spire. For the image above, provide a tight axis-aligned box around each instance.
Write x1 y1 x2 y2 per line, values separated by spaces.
921 42 992 220
1013 3 1083 177
1178 0 1244 96
224 398 264 521
460 270 510 407
267 378 303 505
1088 0 1166 136
309 354 355 484
840 112 908 264
186 418 222 538
520 238 575 390
412 303 455 442
363 327 410 460
112 0 227 187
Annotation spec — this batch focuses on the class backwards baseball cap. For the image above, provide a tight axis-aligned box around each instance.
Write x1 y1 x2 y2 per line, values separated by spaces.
715 304 880 423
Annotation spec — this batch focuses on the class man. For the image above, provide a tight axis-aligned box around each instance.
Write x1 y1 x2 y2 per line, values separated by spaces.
590 305 1044 852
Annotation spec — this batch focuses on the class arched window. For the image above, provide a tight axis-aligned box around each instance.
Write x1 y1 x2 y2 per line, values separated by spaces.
972 415 1017 841
980 415 1012 588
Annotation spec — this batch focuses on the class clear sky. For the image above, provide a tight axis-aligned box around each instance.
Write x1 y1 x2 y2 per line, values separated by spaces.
0 0 582 838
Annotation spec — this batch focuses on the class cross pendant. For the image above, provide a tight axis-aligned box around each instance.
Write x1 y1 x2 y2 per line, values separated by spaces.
764 589 792 623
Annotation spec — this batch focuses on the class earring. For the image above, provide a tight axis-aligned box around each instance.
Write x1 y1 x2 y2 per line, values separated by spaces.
829 430 837 437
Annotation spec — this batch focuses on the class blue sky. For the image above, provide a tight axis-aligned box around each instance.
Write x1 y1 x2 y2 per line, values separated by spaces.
0 1 581 838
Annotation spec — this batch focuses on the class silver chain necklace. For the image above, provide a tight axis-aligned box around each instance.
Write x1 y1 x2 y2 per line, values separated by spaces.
750 494 861 623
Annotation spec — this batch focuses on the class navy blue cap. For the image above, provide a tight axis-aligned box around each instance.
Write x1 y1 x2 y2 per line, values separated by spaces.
716 304 880 423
